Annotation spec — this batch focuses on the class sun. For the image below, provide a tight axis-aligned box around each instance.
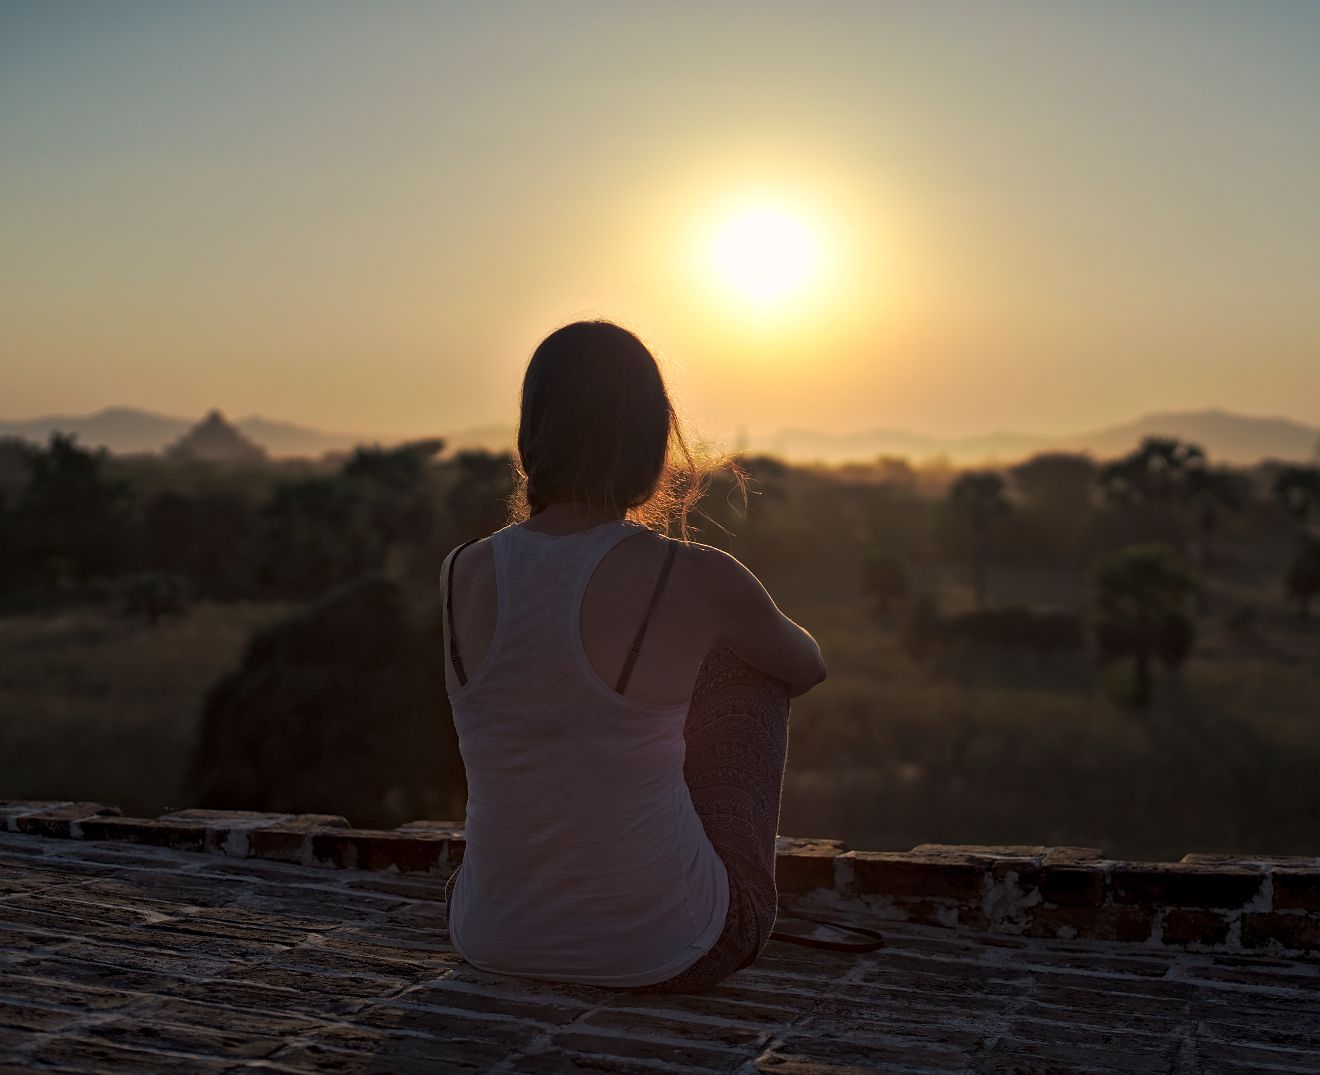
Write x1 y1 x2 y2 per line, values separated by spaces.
705 201 822 312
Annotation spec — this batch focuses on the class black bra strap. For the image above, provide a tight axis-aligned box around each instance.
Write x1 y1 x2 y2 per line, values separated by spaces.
446 537 481 686
615 541 677 694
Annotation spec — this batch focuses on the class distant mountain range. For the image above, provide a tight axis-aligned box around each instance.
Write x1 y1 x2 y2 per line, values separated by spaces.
0 407 514 459
1 405 1316 465
753 409 1320 466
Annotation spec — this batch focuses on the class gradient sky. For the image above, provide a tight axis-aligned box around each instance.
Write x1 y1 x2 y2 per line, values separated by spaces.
2 1 1317 447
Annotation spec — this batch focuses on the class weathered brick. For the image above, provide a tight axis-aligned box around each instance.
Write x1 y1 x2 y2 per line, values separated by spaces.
6 823 1320 1073
76 816 205 851
396 819 466 835
582 1008 766 1047
158 808 290 824
845 852 985 902
159 808 294 855
247 814 353 865
1038 865 1107 907
287 813 352 829
1271 868 1320 912
246 826 311 864
1025 903 1154 944
1180 852 1316 867
12 802 122 838
1 800 74 831
775 838 845 893
987 857 1041 889
83 1014 285 1060
1160 908 1231 946
1240 912 1320 953
344 875 449 901
551 1030 742 1069
32 1037 238 1074
1109 863 1261 909
911 843 1047 862
269 1039 454 1075
309 829 447 873
958 905 990 931
889 898 951 927
1042 846 1106 865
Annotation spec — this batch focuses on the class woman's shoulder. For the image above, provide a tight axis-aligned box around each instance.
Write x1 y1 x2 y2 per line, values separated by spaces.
440 533 498 598
662 535 762 601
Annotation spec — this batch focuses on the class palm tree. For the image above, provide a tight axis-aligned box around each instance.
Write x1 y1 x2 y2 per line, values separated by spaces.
1272 465 1320 621
1096 437 1206 508
1286 537 1320 621
948 470 1010 610
1184 466 1242 614
1088 543 1196 708
1097 437 1240 614
1272 465 1320 531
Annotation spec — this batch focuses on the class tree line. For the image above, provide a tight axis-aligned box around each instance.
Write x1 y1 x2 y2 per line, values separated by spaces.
856 437 1320 706
2 429 1316 712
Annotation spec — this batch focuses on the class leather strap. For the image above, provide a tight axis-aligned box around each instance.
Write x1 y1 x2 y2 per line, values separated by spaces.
769 912 887 952
614 541 678 694
446 537 481 686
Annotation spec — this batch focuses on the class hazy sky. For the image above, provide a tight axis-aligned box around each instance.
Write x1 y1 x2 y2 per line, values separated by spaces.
2 1 1317 446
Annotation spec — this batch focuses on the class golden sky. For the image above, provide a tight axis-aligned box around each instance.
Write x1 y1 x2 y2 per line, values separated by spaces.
2 2 1317 446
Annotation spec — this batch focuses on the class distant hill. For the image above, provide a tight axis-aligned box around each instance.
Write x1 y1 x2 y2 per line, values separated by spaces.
1065 410 1320 465
166 410 266 463
0 407 194 455
750 409 1320 466
0 407 399 459
1 405 1316 466
230 415 366 457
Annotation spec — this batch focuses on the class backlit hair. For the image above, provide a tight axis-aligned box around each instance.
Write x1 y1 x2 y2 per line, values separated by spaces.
508 319 744 540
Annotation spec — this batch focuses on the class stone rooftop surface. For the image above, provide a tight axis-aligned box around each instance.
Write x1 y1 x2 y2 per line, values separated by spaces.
3 821 1320 1074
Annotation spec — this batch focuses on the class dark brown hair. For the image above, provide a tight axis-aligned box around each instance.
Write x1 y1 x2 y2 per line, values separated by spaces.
508 319 745 540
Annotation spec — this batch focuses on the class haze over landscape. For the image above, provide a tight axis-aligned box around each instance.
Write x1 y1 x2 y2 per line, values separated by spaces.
1 404 1317 465
3 3 1318 444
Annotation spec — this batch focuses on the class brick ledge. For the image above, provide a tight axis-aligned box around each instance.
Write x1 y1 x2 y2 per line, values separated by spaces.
4 799 1317 958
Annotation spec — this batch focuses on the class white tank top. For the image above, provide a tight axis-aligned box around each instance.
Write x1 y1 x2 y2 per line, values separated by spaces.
440 519 730 987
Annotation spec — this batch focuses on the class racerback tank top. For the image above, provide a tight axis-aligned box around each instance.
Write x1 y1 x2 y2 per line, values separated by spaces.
440 519 730 987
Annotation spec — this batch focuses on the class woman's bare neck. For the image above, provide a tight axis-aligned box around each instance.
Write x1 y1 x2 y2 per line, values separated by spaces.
520 502 627 536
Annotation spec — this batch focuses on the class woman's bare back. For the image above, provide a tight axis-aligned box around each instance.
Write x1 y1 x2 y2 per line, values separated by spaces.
444 528 722 706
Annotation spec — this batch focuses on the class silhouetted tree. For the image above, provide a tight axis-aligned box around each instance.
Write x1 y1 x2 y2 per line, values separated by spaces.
1097 437 1206 508
343 441 446 559
445 450 515 541
187 576 465 825
142 491 259 598
1096 438 1242 613
1088 543 1196 708
860 548 909 624
343 438 444 490
1010 452 1098 517
10 432 133 588
1285 536 1320 621
1271 465 1320 620
1272 465 1320 531
258 476 381 599
120 571 193 626
1008 452 1098 566
1184 466 1244 614
948 470 1010 609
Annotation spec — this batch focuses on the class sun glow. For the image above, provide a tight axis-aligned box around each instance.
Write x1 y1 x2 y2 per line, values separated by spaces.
704 200 824 314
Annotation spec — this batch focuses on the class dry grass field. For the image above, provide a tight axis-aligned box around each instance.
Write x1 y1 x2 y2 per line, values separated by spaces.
0 602 291 817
